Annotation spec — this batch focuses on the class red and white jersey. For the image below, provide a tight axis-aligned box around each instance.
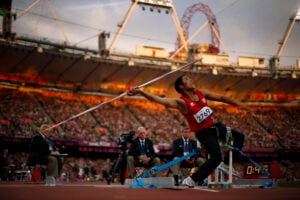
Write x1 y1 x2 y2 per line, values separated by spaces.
180 90 214 132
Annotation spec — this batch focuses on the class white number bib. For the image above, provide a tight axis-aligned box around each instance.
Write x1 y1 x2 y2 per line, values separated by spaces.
193 106 213 124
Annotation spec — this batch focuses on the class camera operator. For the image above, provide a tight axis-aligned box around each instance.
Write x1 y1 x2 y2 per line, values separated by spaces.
127 127 160 178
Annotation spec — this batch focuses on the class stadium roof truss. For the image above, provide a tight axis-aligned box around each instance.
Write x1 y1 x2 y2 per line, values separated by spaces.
0 1 299 103
0 40 299 104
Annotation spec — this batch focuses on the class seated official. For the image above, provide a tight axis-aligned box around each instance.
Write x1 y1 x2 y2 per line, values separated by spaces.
127 127 160 178
170 129 205 186
27 124 62 186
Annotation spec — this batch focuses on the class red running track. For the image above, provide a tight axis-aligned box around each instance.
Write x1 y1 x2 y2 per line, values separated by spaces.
0 183 300 200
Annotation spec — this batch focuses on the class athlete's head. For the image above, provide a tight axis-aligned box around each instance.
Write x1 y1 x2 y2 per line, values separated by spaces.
174 75 195 94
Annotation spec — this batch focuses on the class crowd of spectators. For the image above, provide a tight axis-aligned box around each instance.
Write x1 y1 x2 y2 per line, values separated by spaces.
0 88 299 150
87 98 139 143
39 96 98 141
0 89 48 138
252 106 300 149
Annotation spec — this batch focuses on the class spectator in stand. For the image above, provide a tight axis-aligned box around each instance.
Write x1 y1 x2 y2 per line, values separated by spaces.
127 126 160 178
27 124 62 186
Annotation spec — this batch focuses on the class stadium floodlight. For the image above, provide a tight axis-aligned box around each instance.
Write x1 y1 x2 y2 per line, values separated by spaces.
138 0 171 13
291 71 297 79
83 54 90 60
137 0 173 9
296 7 300 20
252 70 258 77
128 60 135 66
171 65 177 70
212 67 218 75
37 46 43 53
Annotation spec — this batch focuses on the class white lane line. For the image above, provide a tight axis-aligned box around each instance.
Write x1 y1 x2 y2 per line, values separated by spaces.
192 188 219 192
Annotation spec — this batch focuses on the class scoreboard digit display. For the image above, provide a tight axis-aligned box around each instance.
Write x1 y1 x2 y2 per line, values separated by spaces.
243 163 271 178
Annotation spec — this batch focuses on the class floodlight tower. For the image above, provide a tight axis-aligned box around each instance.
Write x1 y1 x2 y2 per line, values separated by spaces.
270 6 300 74
108 0 187 56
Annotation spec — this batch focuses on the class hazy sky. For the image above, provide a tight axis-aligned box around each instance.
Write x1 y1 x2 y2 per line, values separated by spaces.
10 0 300 67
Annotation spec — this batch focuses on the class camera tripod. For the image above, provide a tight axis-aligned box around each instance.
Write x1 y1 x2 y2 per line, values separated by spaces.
109 145 128 184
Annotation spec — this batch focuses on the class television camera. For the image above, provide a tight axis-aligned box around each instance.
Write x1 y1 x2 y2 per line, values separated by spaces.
109 131 135 184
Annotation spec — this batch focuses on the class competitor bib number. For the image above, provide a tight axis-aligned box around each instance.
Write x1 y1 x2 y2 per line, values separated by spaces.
193 106 213 124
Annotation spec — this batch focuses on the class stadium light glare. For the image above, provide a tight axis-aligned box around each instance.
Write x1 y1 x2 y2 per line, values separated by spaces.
128 60 135 66
171 65 177 70
212 67 218 75
291 71 297 79
37 46 43 53
83 54 90 60
296 7 300 20
252 70 258 77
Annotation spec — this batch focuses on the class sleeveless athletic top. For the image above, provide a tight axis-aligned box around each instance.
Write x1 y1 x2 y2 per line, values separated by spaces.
180 90 214 132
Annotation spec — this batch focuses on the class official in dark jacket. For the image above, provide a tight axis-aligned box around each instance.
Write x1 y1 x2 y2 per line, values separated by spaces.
170 129 205 185
127 127 160 178
27 124 60 186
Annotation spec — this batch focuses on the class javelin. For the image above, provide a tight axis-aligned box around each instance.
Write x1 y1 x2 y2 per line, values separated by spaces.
49 59 200 130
